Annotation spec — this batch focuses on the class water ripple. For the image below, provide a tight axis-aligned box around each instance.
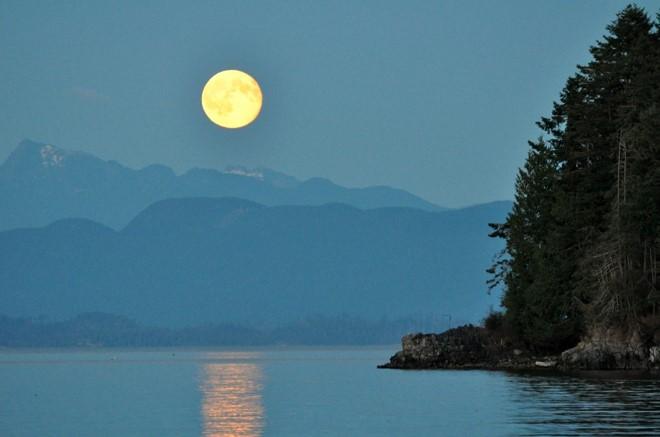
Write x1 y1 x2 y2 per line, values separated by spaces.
504 372 660 436
200 359 264 437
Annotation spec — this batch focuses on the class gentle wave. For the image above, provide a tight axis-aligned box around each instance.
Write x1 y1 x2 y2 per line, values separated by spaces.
505 373 660 436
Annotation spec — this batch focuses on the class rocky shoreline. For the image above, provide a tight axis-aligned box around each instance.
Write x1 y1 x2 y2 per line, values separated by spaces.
378 325 660 372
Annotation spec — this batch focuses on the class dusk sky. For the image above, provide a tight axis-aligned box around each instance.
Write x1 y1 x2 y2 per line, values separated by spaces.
1 0 657 207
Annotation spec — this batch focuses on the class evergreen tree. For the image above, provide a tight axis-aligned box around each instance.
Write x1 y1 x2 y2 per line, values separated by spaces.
489 5 660 351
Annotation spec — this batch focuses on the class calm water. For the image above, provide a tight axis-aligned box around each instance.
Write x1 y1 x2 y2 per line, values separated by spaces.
1 347 659 436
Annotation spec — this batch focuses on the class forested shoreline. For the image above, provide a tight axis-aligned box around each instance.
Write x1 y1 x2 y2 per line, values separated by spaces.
487 5 660 362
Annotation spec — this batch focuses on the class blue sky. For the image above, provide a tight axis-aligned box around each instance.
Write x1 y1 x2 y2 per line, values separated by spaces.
1 0 658 207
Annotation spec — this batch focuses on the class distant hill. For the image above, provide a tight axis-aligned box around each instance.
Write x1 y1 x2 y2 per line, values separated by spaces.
0 312 456 347
0 140 445 231
0 197 510 327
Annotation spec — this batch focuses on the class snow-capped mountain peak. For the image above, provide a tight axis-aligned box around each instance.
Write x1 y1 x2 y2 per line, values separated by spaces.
39 144 65 168
223 166 264 180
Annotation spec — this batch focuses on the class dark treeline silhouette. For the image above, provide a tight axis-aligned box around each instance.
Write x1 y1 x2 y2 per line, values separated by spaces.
0 312 453 347
488 5 660 352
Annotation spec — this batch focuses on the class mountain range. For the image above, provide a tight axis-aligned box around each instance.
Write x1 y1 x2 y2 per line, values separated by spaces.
0 197 509 327
0 139 511 332
0 140 445 231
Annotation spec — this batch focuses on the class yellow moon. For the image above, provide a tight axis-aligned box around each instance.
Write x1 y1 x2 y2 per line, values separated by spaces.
201 70 263 129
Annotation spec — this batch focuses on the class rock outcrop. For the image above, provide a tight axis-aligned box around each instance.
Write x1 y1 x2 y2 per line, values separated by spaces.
650 346 660 365
378 325 544 369
380 324 660 371
559 327 648 370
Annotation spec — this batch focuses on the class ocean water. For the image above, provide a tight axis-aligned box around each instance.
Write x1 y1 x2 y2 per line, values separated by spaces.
1 347 659 436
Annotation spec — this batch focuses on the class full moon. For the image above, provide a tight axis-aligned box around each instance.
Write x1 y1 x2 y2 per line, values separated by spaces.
201 70 263 129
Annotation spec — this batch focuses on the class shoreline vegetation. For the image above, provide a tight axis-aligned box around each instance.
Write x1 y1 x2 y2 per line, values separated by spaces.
384 5 660 372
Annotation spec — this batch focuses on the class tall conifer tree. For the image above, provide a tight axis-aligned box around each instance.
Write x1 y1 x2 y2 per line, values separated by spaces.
489 5 660 350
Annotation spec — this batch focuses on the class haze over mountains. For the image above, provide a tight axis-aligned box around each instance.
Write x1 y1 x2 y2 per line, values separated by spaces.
0 139 511 338
0 197 508 327
0 140 444 231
